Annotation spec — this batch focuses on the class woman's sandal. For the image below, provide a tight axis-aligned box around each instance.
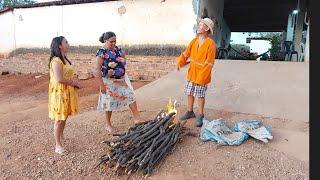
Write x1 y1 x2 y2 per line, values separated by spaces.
55 147 66 154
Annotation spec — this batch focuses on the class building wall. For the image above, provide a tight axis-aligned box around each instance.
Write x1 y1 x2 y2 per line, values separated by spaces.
0 53 176 81
14 6 62 48
0 11 15 57
0 0 198 56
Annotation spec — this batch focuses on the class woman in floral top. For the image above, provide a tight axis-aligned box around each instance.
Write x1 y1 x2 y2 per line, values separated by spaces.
95 31 142 134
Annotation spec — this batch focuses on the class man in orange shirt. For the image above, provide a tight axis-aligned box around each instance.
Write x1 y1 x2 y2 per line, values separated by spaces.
176 18 216 127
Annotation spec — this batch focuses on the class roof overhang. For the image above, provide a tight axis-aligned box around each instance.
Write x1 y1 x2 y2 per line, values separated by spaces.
223 0 299 32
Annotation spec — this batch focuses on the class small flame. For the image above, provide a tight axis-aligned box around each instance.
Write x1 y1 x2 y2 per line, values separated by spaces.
167 97 177 114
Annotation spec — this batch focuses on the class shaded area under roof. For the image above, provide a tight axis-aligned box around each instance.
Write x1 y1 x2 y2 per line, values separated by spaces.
223 0 299 32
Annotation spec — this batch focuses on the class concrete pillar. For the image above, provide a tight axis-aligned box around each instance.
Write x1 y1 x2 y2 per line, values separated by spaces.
200 0 224 47
293 0 306 61
293 14 303 61
304 11 309 62
304 25 309 62
286 14 294 42
285 13 295 61
281 30 287 51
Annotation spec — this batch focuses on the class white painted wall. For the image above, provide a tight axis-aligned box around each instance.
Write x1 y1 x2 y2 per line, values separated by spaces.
0 0 198 55
0 11 15 56
14 6 62 48
62 0 197 46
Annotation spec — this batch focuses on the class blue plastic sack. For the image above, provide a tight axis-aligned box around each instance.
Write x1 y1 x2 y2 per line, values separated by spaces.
200 118 249 145
234 119 273 143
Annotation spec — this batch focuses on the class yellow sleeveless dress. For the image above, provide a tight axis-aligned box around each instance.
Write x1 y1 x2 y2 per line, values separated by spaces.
48 56 79 121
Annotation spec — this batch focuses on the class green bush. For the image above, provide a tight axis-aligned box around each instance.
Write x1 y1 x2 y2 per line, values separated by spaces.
9 44 187 57
269 34 284 60
9 48 50 57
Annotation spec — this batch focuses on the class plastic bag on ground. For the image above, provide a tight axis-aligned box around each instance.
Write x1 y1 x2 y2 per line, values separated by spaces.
234 119 273 143
200 118 249 145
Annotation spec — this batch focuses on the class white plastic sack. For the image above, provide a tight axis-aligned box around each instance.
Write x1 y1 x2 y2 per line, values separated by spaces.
124 73 134 92
200 118 249 145
234 119 273 143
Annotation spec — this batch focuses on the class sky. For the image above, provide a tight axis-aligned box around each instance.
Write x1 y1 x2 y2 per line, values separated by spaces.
230 32 271 55
36 0 53 2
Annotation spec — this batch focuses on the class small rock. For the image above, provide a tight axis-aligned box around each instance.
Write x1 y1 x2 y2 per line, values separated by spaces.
48 159 56 165
37 157 41 161
191 173 199 177
35 75 42 79
1 71 9 75
5 154 11 159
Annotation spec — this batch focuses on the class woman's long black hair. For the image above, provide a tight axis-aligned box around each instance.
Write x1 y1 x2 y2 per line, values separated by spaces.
99 31 116 43
48 36 71 68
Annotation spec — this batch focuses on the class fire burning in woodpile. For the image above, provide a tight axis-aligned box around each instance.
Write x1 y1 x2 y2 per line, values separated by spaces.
95 98 194 177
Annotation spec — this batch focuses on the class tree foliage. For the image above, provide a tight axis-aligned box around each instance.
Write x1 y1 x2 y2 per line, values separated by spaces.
0 0 35 9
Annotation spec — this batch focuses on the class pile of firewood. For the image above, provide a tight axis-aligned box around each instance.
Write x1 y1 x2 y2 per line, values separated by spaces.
95 110 191 176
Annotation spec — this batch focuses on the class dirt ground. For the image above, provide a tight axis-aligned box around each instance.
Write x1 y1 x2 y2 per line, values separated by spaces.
0 73 309 180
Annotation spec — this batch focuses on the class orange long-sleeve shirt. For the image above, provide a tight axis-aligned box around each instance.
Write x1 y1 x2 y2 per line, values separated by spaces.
176 37 216 86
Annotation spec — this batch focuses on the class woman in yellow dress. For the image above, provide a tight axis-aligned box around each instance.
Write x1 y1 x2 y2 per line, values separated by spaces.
48 36 81 154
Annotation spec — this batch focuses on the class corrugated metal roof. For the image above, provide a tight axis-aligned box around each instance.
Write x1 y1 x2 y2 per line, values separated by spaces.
0 0 118 14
